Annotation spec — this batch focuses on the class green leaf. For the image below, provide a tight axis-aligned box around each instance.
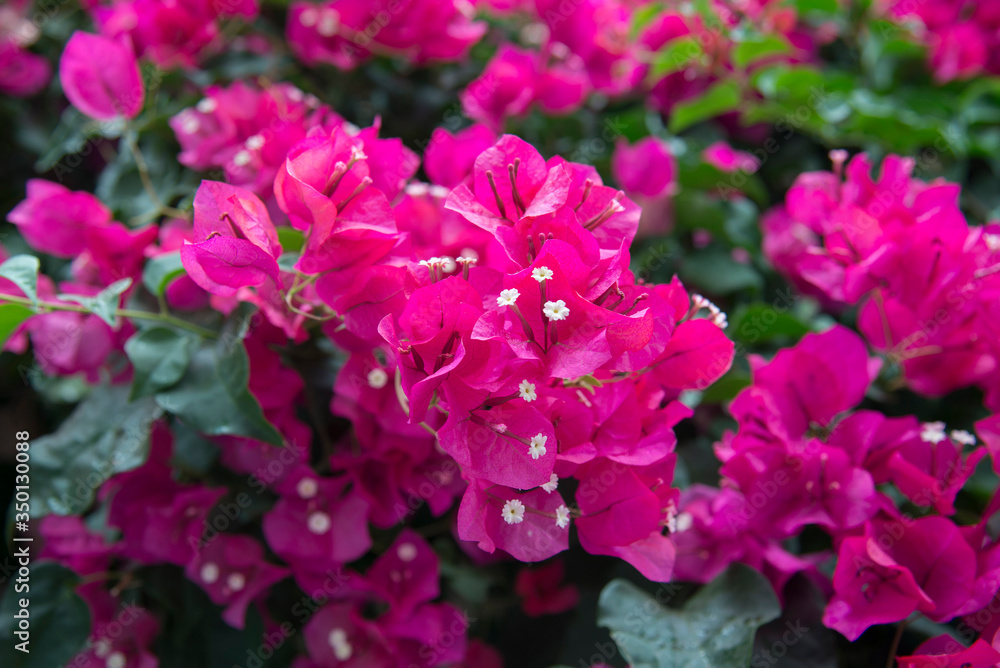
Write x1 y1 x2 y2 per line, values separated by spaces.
597 564 781 668
29 384 161 516
125 327 195 399
733 34 792 69
631 1 664 38
58 278 132 327
155 320 283 446
681 248 763 295
728 302 812 344
0 255 40 306
0 304 33 349
0 562 91 667
649 37 703 80
669 81 742 133
143 251 187 296
277 226 305 253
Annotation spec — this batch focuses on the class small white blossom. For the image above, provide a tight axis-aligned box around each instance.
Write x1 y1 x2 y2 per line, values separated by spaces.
541 473 559 493
528 433 548 459
328 628 353 661
921 421 948 444
200 562 220 584
367 368 389 389
532 266 554 282
951 429 977 446
497 288 520 307
518 379 537 402
317 8 340 36
106 652 127 668
245 134 265 150
543 299 570 321
226 572 246 592
299 6 318 26
985 233 1000 252
555 505 571 529
232 150 252 167
196 98 217 113
675 511 694 532
180 114 200 134
501 499 526 524
396 542 418 562
307 511 331 535
296 477 318 499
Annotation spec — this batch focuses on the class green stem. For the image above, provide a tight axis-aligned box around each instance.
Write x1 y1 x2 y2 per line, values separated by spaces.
124 129 189 221
1 295 217 339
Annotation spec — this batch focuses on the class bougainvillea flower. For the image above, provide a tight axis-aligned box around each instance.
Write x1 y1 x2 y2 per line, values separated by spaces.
180 181 282 297
59 31 144 120
611 137 677 200
185 534 289 629
7 180 113 257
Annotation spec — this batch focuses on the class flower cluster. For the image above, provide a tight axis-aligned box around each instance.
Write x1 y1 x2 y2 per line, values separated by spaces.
0 0 51 96
671 324 1000 648
762 151 1000 406
888 0 1000 82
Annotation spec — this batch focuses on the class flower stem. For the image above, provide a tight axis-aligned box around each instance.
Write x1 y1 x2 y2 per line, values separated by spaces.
1 294 218 338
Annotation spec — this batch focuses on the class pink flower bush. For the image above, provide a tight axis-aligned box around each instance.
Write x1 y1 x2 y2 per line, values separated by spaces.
763 151 1000 405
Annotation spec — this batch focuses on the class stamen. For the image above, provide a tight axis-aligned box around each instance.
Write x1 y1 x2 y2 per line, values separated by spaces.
486 170 507 220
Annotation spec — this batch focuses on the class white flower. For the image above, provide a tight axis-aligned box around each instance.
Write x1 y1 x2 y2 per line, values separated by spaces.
367 368 389 389
675 511 694 532
296 477 318 499
951 429 977 446
985 233 1000 252
541 473 559 493
299 6 318 26
196 97 217 113
497 288 520 307
180 114 200 134
245 134 265 150
200 562 220 584
532 266 554 282
555 505 571 529
396 542 418 562
528 433 548 459
106 652 127 668
518 379 537 402
328 628 353 661
232 150 252 167
307 511 331 534
501 499 526 524
226 572 246 592
317 8 340 36
543 299 569 321
920 421 947 444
